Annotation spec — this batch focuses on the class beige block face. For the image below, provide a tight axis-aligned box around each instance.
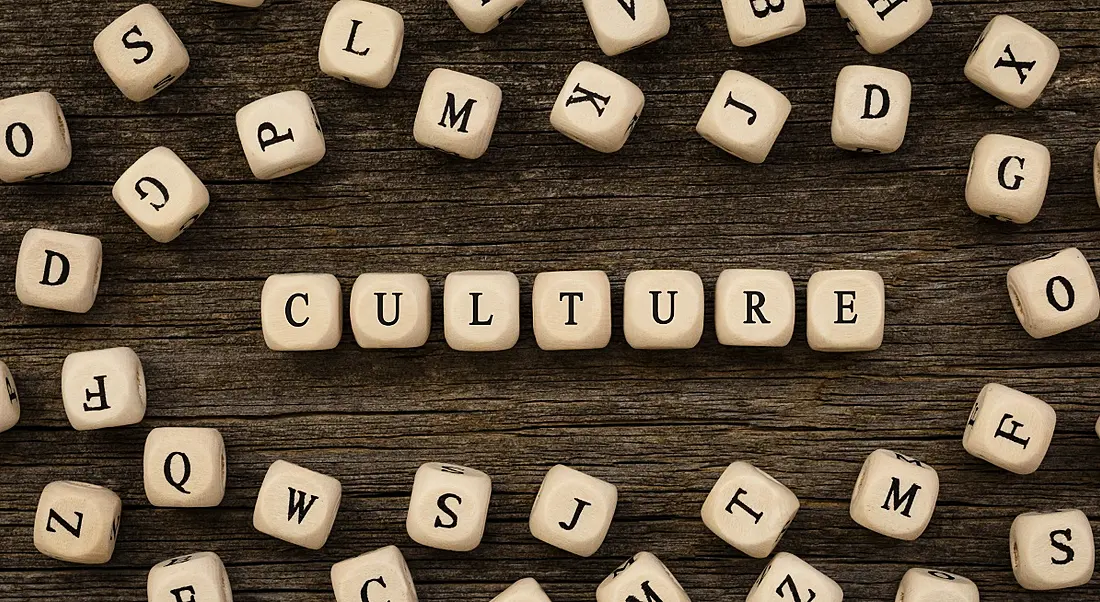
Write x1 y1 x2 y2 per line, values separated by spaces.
350 273 431 348
722 0 805 47
806 269 884 352
15 228 102 313
715 269 795 346
963 383 1055 475
965 134 1049 224
413 69 502 159
1007 248 1100 339
443 271 519 351
148 552 234 602
113 146 209 242
623 270 704 349
701 462 799 558
850 449 938 541
550 62 645 154
581 0 669 56
406 462 493 552
261 273 343 351
0 361 19 433
1010 509 1095 590
253 460 343 549
210 0 266 6
0 91 71 183
529 465 617 557
834 0 931 54
61 347 146 431
596 552 689 602
33 481 121 564
696 71 790 164
746 553 843 602
492 578 551 602
1094 142 1100 209
446 0 527 33
532 271 612 351
144 427 227 507
965 16 1060 109
236 90 326 179
831 66 911 154
332 545 418 602
319 0 404 88
894 568 979 602
93 4 189 102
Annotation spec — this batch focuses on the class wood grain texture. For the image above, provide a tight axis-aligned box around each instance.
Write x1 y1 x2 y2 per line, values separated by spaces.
2 0 1100 599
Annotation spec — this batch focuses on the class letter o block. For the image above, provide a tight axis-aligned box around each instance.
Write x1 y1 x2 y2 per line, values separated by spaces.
965 16 1059 109
834 0 931 54
1010 509 1095 590
406 462 493 552
850 449 938 541
831 65 911 153
34 481 122 564
319 0 404 88
236 90 326 179
1007 248 1100 339
443 271 520 351
93 4 190 102
261 273 343 351
113 147 210 242
746 553 843 602
413 69 502 159
253 460 343 549
623 270 704 350
701 462 799 558
61 347 146 431
0 91 71 183
148 552 234 602
331 545 418 602
15 228 102 314
806 269 884 352
529 465 618 557
596 552 689 602
550 62 645 154
144 427 227 507
962 384 1055 475
965 134 1050 224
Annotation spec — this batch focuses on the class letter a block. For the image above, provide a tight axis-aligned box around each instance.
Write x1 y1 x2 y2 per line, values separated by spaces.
963 384 1055 475
61 347 146 431
113 147 210 242
148 552 234 602
0 361 19 433
493 579 551 602
94 4 190 102
530 465 618 557
715 269 795 347
144 427 227 507
701 462 799 558
532 271 612 351
319 0 404 88
895 569 979 602
965 134 1050 224
806 269 884 352
1010 509 1095 590
623 270 704 349
446 0 526 33
596 552 690 602
746 553 843 602
551 62 645 154
406 462 493 552
1007 248 1100 339
721 0 805 47
236 90 326 179
253 460 343 549
581 0 669 56
831 65 911 154
443 271 520 351
16 228 102 313
0 91 71 183
850 449 938 541
834 0 931 54
261 273 343 351
697 71 790 164
414 69 502 159
34 481 122 564
332 545 418 602
350 273 432 348
965 16 1059 109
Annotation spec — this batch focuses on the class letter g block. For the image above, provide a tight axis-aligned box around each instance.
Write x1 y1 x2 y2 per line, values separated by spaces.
406 462 493 552
1007 248 1100 339
965 134 1050 224
16 228 102 313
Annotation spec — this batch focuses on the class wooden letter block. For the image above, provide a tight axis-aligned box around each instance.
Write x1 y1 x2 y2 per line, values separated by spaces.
746 553 843 602
551 62 644 154
406 462 492 551
61 347 146 431
113 147 209 242
1007 248 1100 339
332 545 418 602
0 360 19 433
350 273 431 348
850 449 938 541
963 383 1055 475
148 552 233 602
965 134 1049 224
94 4 189 102
211 0 265 6
0 91 71 182
530 465 617 557
236 90 326 179
697 71 790 164
253 460 342 549
446 0 526 33
414 69 502 159
16 228 102 313
715 269 795 346
1010 509 1094 590
144 427 227 507
261 273 343 351
832 66 910 153
581 0 669 56
623 270 704 349
444 271 519 351
806 269 884 351
965 16 1059 109
320 0 404 88
596 553 689 602
894 569 978 602
834 0 931 54
532 271 612 351
493 579 551 602
34 481 121 564
722 0 804 47
701 461 799 558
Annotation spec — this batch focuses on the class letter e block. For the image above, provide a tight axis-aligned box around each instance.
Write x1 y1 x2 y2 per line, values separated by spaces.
253 460 342 549
148 552 233 602
350 273 431 349
715 269 795 347
93 4 190 102
746 553 843 602
261 273 343 351
623 270 704 350
834 0 931 54
965 16 1059 109
319 0 404 88
61 347 146 431
144 427 227 507
701 462 799 558
1010 509 1094 590
34 481 122 564
895 568 979 602
831 65 911 154
551 62 645 154
236 90 326 179
965 134 1050 224
806 269 884 352
443 271 520 351
532 271 612 351
406 462 493 552
596 552 689 602
332 545 418 602
16 228 102 313
850 449 938 541
1007 248 1100 339
530 465 617 557
413 69 502 160
113 147 209 242
0 91 71 183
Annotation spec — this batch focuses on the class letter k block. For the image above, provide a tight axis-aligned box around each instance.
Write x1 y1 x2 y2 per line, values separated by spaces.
551 62 645 153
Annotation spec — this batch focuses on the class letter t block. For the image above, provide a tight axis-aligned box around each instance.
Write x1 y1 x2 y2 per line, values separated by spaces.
701 462 799 558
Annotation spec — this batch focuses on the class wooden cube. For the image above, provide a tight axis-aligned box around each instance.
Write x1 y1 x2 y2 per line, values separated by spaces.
530 465 617 557
551 62 644 154
715 269 795 347
581 0 669 56
832 65 911 153
144 427 227 507
1007 248 1100 339
443 271 520 351
493 579 551 602
236 90 326 179
1010 509 1094 590
746 553 843 602
16 228 102 313
211 0 265 6
61 347 146 431
596 553 689 602
406 462 492 552
113 147 209 242
34 481 121 564
0 360 19 433
93 4 189 102
835 0 931 54
623 270 704 350
148 552 233 602
965 134 1050 224
963 383 1055 475
319 0 404 88
253 460 343 549
895 569 978 602
850 449 938 541
261 273 343 351
331 545 418 602
414 69 502 159
697 71 790 164
532 271 612 351
721 0 804 47
806 269 884 351
0 91 71 183
701 462 799 558
965 16 1059 109
350 273 431 348
446 0 526 33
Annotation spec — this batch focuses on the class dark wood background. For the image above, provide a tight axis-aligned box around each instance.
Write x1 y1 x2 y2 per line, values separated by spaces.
2 0 1100 599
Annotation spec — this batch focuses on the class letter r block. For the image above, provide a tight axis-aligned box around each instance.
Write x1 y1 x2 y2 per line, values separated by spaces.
406 462 493 552
746 552 843 602
965 134 1050 224
850 449 939 541
16 228 102 313
148 552 233 602
413 69 502 159
261 273 343 351
34 481 122 564
1007 248 1100 339
529 464 618 557
806 269 884 352
963 384 1056 475
701 462 799 558
1010 509 1094 591
144 427 227 507
253 460 343 550
596 552 689 602
715 269 795 347
331 545 418 602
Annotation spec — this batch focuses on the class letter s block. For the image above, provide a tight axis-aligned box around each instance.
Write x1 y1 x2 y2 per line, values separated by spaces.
148 552 234 602
319 0 404 88
144 427 227 507
61 347 146 431
113 147 210 242
831 65 911 154
34 481 122 564
93 4 190 102
1007 248 1100 339
1010 509 1094 590
746 552 843 602
16 228 102 313
962 384 1055 475
529 465 618 557
261 273 343 351
596 552 689 602
331 545 418 602
806 269 885 352
701 462 799 558
850 449 939 541
253 460 343 549
413 69 502 159
236 90 326 179
965 134 1050 224
406 462 493 552
0 91 71 183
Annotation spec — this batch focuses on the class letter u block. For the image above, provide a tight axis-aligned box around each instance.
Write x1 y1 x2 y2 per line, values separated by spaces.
551 62 645 153
806 269 884 352
16 228 102 313
144 427 227 507
850 449 938 541
93 4 190 102
414 69 502 159
332 545 418 602
1007 248 1100 339
1010 509 1094 590
34 481 122 564
965 16 1059 109
963 384 1055 475
148 552 233 602
261 273 343 351
0 91 71 183
350 273 432 348
443 271 520 351
529 465 618 557
236 90 326 179
253 460 342 549
406 462 493 552
746 553 843 602
113 147 210 242
834 0 931 54
965 134 1050 224
831 65 911 153
61 347 146 431
701 462 799 558
595 552 689 602
623 270 704 349
319 0 404 88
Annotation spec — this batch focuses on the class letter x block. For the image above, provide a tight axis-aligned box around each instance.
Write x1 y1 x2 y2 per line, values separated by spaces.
261 273 343 351
965 16 1060 109
721 0 805 47
236 90 326 179
806 269 885 352
831 65 911 154
113 147 209 242
596 552 689 602
319 0 404 88
0 361 19 433
715 269 795 347
701 462 799 558
493 579 551 602
529 464 618 557
414 69 502 160
332 545 418 602
623 270 704 350
34 481 122 564
895 569 979 602
94 4 190 102
1007 248 1100 339
834 0 931 54
581 0 670 56
551 61 645 154
963 384 1056 475
532 271 612 351
850 449 938 541
443 271 520 351
148 552 234 602
1010 509 1094 590
696 71 790 164
406 462 493 552
965 134 1050 224
746 553 843 602
0 91 71 183
16 228 102 313
144 427 227 507
253 460 343 549
61 347 146 431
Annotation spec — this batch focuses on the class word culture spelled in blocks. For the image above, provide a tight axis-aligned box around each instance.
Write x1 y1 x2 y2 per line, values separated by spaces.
0 91 71 183
148 552 234 602
94 4 189 102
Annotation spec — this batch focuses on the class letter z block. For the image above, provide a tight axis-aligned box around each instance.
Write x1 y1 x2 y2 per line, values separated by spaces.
850 449 938 541
1010 509 1094 590
16 228 102 313
596 552 689 602
413 69 502 159
148 552 234 602
332 545 418 602
1007 248 1100 339
34 481 122 564
236 90 326 179
406 462 493 552
253 460 343 549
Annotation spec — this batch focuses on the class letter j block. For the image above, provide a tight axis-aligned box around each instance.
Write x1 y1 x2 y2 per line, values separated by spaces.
529 464 618 557
443 271 520 351
963 384 1055 475
319 0 404 89
253 460 343 549
806 269 884 352
850 449 938 541
414 69 502 159
551 62 644 154
697 71 790 164
261 273 343 351
406 462 493 552
16 228 102 313
236 90 326 179
596 552 689 602
1006 248 1100 339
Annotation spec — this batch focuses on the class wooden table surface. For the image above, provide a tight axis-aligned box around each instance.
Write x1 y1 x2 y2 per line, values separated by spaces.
3 0 1100 600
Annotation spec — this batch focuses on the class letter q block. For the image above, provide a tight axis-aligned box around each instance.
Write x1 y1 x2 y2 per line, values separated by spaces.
94 4 190 102
406 462 492 552
1010 509 1094 590
148 552 234 602
236 90 326 179
61 347 146 431
261 273 343 351
963 384 1055 475
331 545 418 602
0 91 71 183
806 269 884 352
34 481 122 564
965 134 1049 224
596 553 689 602
850 449 938 541
253 460 343 550
832 65 911 153
144 427 227 507
16 228 102 313
413 69 502 160
1007 248 1100 339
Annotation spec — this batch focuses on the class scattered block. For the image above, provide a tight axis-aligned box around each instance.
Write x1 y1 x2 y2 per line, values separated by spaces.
850 449 938 541
406 462 492 552
701 461 799 558
963 383 1055 475
746 552 843 602
15 228 102 313
551 61 644 154
319 0 404 88
530 464 617 557
148 552 234 602
350 273 431 348
965 134 1050 224
144 427 227 507
714 269 795 347
493 579 551 602
61 347 146 431
596 552 689 602
1007 248 1100 339
0 91 71 182
34 481 121 564
332 545 418 602
1010 509 1095 590
443 271 520 351
721 0 804 47
236 90 326 179
697 71 790 164
253 460 343 549
94 4 189 102
414 69 502 159
446 0 526 33
581 0 669 56
834 0 931 54
623 270 704 349
261 273 343 351
895 568 979 602
965 16 1059 109
532 271 612 351
831 65 911 153
0 361 19 433
113 146 209 242
806 269 885 352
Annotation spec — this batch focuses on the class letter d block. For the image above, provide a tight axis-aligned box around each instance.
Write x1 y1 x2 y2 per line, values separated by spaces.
443 271 520 351
529 465 618 557
1010 509 1094 590
414 69 501 159
850 449 938 541
332 545 418 602
596 552 689 602
16 228 102 313
148 552 234 602
93 4 190 102
746 553 843 602
701 462 799 558
261 273 343 351
61 347 146 431
34 481 122 564
965 134 1050 224
406 462 493 552
831 65 911 153
253 460 342 550
963 384 1055 475
806 269 884 352
236 90 326 179
144 427 227 507
1007 248 1100 339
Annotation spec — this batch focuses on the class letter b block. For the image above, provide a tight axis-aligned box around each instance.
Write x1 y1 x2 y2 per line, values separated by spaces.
34 481 122 564
747 553 843 602
831 65 911 154
529 464 618 557
144 427 227 507
532 271 612 351
16 228 102 313
93 4 190 102
806 269 885 352
148 552 234 602
61 347 146 431
963 384 1055 475
701 462 799 558
261 273 343 351
623 270 704 349
236 90 326 179
414 69 502 159
551 62 645 154
895 569 979 602
253 460 343 549
0 91 71 183
406 462 493 552
113 147 210 242
1007 248 1100 339
965 134 1050 224
444 271 520 351
850 449 938 541
965 16 1059 109
319 0 404 89
722 0 805 47
1010 509 1095 590
596 552 689 602
331 545 418 602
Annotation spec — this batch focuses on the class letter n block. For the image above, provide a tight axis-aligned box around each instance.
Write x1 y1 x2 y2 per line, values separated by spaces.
850 449 938 541
16 228 102 313
406 462 493 551
596 552 689 602
253 460 343 549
